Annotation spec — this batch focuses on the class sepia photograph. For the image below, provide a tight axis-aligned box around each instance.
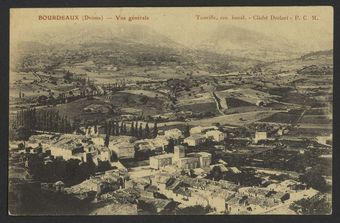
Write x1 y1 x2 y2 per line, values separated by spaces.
8 6 333 215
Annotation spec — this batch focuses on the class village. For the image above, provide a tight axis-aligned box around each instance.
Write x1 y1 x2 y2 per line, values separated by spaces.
7 10 333 215
9 115 332 215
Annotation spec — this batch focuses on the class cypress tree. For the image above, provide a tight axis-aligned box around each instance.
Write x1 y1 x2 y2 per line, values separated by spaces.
123 123 127 134
139 123 143 139
135 121 139 137
145 123 150 138
130 121 135 136
115 121 120 135
107 121 112 136
184 124 190 137
111 121 115 135
104 121 108 135
120 121 124 135
104 130 110 147
153 121 158 138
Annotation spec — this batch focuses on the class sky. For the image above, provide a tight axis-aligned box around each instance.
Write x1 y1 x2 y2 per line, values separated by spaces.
10 7 333 51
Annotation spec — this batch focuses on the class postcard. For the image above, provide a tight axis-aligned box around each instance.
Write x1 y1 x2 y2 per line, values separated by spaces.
8 6 333 215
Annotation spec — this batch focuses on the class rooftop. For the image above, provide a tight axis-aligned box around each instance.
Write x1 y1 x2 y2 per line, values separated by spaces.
150 154 174 160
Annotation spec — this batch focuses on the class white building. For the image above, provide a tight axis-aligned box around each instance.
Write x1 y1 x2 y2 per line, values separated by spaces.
205 130 225 142
254 131 267 143
176 157 200 169
49 134 86 161
184 134 206 147
187 152 212 168
149 154 174 169
316 134 332 146
135 135 169 152
190 126 218 135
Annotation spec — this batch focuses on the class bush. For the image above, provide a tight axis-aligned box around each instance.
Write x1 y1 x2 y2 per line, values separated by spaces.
289 195 331 215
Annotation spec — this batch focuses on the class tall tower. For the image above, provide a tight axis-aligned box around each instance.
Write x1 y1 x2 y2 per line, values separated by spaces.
173 145 185 162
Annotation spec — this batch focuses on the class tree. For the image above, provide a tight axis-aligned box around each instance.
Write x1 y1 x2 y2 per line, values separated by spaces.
145 123 150 138
110 151 118 162
176 205 212 215
210 165 223 181
123 123 127 135
130 121 135 136
138 123 143 138
16 126 31 145
64 71 73 80
115 121 120 135
135 121 139 137
104 130 110 147
107 121 112 136
299 165 328 192
184 124 190 137
111 121 116 136
153 121 158 138
166 138 175 153
104 121 108 135
94 124 98 134
289 195 331 215
120 122 124 135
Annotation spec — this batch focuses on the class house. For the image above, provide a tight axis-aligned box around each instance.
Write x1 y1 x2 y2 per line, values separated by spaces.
187 152 212 168
176 156 200 170
190 126 218 135
238 187 289 203
65 171 124 196
141 185 159 199
88 145 112 165
149 154 173 169
135 135 169 152
254 131 267 143
137 197 175 213
210 189 236 213
184 134 206 147
151 174 171 191
316 134 332 146
49 134 87 161
267 179 307 192
95 136 136 159
205 130 225 142
90 203 138 215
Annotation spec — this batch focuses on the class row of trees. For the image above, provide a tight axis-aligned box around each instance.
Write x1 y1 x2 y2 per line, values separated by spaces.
11 108 74 140
104 120 159 146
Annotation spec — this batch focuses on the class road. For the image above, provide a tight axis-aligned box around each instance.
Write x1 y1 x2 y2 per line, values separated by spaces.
210 90 225 115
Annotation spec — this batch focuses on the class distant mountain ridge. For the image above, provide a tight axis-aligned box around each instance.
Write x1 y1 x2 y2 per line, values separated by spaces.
22 24 183 49
195 25 307 61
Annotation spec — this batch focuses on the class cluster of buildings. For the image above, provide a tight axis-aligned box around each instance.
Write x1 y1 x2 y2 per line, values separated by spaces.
149 145 212 170
27 133 135 166
64 169 128 199
184 126 225 147
17 120 328 215
134 168 315 214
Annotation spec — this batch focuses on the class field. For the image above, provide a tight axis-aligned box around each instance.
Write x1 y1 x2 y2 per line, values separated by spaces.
102 91 170 116
305 107 332 115
178 102 218 114
299 115 332 125
38 90 172 123
189 110 281 126
44 97 114 121
287 127 332 137
261 112 300 124
120 90 167 98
